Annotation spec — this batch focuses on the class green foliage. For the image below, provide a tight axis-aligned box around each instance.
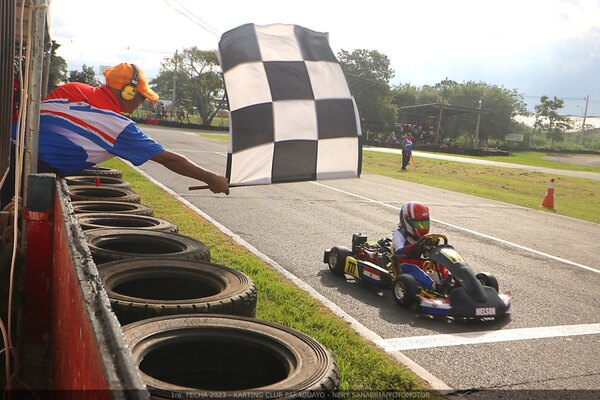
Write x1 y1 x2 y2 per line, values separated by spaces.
533 96 573 144
338 49 397 132
152 48 225 127
392 80 527 147
68 64 99 86
47 41 67 92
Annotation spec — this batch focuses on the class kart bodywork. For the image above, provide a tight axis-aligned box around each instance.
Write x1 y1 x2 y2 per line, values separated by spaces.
324 233 512 319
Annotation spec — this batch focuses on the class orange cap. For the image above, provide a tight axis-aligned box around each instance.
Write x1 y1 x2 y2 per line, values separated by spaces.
103 63 159 103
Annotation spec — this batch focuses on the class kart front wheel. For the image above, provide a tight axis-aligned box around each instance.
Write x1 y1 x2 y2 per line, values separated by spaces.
328 246 350 277
476 272 499 292
393 274 418 306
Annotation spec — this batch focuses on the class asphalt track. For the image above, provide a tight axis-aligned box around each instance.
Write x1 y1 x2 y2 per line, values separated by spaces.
133 126 600 395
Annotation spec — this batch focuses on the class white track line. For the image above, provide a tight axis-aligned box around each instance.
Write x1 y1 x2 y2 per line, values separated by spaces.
311 181 599 274
128 163 453 392
377 323 600 352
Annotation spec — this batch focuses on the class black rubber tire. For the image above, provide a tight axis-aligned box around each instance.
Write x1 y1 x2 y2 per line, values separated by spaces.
68 185 141 203
75 167 123 179
98 259 257 324
122 314 339 397
71 201 153 216
476 272 499 292
76 213 178 233
393 274 419 306
85 228 210 264
63 175 132 190
327 246 350 277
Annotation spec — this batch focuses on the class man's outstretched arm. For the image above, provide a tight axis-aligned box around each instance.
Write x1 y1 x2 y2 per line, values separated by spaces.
151 149 230 194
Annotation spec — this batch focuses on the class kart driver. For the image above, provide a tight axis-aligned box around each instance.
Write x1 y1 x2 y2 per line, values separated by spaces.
392 201 449 290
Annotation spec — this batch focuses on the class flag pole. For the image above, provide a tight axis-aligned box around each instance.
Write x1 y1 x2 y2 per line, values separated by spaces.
188 183 247 191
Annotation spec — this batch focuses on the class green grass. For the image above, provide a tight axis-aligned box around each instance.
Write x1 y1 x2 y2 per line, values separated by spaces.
363 151 600 224
101 158 435 393
198 133 228 142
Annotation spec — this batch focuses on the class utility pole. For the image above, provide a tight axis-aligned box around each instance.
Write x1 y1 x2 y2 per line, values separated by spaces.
172 50 178 115
474 98 482 149
581 95 589 133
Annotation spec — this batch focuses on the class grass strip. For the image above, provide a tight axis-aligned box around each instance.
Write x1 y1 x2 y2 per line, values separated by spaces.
102 158 435 393
363 152 600 224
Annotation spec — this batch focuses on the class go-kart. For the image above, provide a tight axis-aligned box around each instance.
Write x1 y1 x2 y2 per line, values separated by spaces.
323 233 512 319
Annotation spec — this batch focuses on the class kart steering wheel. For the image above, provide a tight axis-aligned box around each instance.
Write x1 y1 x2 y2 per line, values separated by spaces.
423 233 448 246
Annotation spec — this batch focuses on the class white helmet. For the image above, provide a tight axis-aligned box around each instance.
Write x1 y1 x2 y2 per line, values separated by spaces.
399 201 430 239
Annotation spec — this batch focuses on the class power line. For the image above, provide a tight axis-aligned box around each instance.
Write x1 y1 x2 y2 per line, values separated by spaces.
162 0 219 37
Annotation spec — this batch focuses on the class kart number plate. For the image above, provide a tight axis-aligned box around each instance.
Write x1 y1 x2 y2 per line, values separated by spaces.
475 307 496 316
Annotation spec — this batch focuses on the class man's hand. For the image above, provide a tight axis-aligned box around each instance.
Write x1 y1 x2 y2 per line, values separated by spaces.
152 150 230 195
206 174 230 195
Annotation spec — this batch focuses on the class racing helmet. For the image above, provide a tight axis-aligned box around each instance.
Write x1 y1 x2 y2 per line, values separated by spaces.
399 201 430 239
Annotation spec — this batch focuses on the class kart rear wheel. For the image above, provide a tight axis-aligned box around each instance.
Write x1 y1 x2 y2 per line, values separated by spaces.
476 272 499 292
328 246 349 277
393 274 418 306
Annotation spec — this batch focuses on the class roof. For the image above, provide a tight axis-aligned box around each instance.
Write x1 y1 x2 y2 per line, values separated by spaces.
397 103 486 117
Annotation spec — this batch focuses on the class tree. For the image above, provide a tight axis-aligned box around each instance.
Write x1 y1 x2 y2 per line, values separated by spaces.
533 96 573 144
338 49 397 133
47 41 67 93
68 64 99 86
153 47 225 126
391 80 527 147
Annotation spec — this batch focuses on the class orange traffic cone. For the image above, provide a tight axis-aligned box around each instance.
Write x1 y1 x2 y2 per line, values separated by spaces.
540 179 556 211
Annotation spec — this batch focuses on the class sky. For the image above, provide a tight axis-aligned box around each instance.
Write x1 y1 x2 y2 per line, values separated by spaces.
48 0 600 116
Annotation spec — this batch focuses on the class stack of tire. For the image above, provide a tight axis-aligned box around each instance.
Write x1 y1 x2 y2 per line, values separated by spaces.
67 167 339 398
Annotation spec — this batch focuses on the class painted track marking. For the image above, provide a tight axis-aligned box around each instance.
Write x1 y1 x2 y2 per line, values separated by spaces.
377 323 600 352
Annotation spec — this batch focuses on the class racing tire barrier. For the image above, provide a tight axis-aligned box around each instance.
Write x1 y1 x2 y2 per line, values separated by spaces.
122 314 339 398
76 213 178 233
63 175 132 190
98 259 257 324
75 167 123 179
71 201 154 216
67 185 141 203
85 229 210 264
327 246 350 277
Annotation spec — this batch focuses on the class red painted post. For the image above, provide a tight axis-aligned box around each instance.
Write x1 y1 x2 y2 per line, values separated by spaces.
23 209 53 341
21 174 56 388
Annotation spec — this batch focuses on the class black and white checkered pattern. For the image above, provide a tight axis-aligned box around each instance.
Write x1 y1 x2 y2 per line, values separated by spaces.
219 23 362 186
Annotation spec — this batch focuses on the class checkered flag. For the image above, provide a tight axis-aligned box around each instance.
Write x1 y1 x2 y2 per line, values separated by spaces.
219 23 362 186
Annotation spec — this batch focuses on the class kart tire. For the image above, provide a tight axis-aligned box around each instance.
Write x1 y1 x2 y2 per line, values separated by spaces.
122 314 339 397
393 274 418 306
476 272 499 292
68 185 141 203
63 175 132 190
328 246 349 277
98 259 257 324
85 228 210 264
75 167 123 179
76 213 178 233
71 201 154 216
